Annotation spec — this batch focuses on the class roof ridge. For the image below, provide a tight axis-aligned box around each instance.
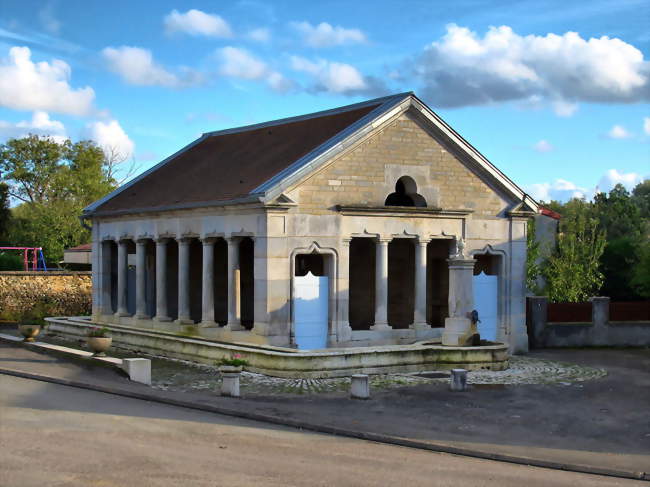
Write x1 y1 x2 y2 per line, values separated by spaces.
202 92 413 138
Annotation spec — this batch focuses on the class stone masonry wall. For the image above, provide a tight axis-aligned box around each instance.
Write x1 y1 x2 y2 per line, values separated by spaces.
0 272 92 320
291 112 510 217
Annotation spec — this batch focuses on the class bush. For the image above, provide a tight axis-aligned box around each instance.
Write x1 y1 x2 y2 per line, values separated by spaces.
0 252 23 271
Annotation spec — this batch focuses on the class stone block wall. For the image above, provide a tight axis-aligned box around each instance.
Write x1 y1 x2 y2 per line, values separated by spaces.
292 112 509 217
0 271 92 320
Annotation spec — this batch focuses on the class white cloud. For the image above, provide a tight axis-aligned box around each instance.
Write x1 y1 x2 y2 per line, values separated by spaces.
248 28 271 43
38 3 61 35
0 46 95 116
526 179 588 202
102 46 201 88
607 124 632 139
643 117 650 135
533 140 553 153
290 56 367 93
164 9 232 38
218 47 291 92
597 169 643 193
291 21 366 47
413 24 650 111
0 111 67 142
85 119 135 160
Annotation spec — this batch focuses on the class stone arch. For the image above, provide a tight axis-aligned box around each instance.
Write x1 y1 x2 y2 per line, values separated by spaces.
384 175 427 207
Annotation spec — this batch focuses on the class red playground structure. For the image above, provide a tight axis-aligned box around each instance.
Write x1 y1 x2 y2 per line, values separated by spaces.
0 247 48 271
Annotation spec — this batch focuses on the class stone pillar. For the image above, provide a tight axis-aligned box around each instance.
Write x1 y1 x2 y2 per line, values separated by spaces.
100 241 113 316
115 239 130 317
154 238 171 322
201 237 217 326
176 237 192 325
527 296 547 349
338 239 353 342
412 239 430 330
372 238 391 330
441 250 477 346
134 239 149 319
225 237 243 331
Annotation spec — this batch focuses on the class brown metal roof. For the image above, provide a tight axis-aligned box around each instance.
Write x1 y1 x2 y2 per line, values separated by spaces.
96 103 381 213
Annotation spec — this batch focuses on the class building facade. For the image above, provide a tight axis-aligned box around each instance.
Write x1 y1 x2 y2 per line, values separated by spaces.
85 93 539 353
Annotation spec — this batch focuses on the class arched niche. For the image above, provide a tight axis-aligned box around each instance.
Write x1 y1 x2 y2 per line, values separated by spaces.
385 175 427 207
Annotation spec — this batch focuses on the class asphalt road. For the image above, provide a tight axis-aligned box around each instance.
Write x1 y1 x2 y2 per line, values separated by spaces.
0 374 644 487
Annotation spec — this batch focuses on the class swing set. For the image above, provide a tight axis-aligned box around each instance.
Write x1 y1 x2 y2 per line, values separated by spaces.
0 247 48 271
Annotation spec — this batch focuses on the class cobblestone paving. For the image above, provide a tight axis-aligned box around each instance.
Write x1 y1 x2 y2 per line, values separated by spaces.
150 356 607 396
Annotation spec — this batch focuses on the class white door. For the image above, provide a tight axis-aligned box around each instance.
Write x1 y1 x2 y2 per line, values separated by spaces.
294 272 329 350
473 271 498 341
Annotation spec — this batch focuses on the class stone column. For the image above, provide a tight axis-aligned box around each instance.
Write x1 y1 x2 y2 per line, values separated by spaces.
100 241 113 316
134 239 149 319
442 249 477 346
412 239 430 330
176 237 193 325
225 237 243 331
115 239 130 317
338 239 353 342
200 237 217 326
371 238 391 330
154 238 171 321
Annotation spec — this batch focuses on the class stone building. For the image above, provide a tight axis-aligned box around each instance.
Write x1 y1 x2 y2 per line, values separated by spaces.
84 92 539 353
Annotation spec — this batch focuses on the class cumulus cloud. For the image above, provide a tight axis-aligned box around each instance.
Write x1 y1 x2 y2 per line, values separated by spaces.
607 124 632 139
597 169 643 193
217 47 292 92
412 24 650 112
248 28 271 43
164 9 232 38
0 111 67 142
644 117 650 135
291 21 366 47
290 56 384 95
85 119 135 160
102 46 202 88
526 179 588 202
0 46 95 116
533 140 553 153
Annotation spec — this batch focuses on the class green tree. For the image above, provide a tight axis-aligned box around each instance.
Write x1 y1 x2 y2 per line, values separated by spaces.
631 179 650 220
1 135 117 262
525 217 542 294
542 207 606 303
593 185 645 300
0 182 9 243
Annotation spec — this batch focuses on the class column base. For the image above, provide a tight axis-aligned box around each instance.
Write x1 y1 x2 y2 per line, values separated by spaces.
410 322 431 331
370 322 392 331
337 321 353 342
224 322 245 332
114 311 131 318
442 317 474 346
134 314 150 320
251 322 269 336
198 320 218 328
175 318 195 326
154 315 172 322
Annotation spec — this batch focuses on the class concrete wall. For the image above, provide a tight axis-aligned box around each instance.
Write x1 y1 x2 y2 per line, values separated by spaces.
528 296 650 348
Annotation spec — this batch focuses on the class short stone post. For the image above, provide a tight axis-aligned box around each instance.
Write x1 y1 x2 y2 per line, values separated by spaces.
591 296 610 346
221 370 241 397
450 369 468 392
122 358 151 385
527 296 548 349
350 374 370 399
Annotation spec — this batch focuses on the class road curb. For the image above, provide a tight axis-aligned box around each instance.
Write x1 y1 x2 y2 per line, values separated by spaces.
0 366 646 482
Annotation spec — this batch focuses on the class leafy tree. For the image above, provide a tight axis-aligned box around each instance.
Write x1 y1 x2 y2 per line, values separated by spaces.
0 182 9 243
631 179 650 220
525 217 542 294
1 135 117 262
542 207 606 303
631 241 650 298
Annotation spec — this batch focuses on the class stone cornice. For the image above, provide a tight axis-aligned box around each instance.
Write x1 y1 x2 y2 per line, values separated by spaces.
336 205 473 219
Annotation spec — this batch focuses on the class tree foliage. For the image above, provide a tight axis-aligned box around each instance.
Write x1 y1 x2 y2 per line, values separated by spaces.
0 182 9 243
541 206 606 303
0 135 117 262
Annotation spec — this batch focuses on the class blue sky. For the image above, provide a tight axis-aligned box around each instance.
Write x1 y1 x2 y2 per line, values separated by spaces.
0 0 648 202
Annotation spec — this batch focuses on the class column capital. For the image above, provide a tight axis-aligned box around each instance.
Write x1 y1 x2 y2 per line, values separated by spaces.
118 236 133 244
416 238 431 246
155 237 170 245
177 236 194 245
377 238 392 244
201 236 219 245
136 237 151 245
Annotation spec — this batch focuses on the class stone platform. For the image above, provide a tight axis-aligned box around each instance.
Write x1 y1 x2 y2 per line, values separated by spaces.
45 317 508 378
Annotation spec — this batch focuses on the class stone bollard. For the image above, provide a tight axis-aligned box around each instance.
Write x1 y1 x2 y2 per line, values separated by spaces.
221 371 241 397
122 358 151 385
450 369 468 392
350 374 370 399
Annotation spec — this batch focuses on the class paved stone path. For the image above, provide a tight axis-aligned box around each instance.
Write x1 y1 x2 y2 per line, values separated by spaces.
151 355 608 395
